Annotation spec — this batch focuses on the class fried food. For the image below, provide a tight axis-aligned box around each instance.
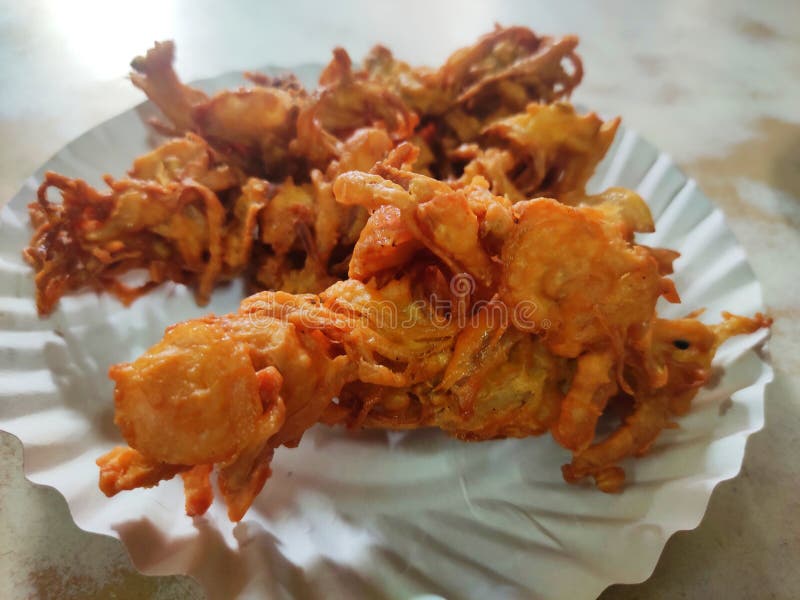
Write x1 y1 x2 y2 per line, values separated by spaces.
23 27 769 520
25 167 233 314
131 40 417 180
24 128 394 313
477 102 619 201
97 152 771 519
25 26 593 315
364 25 583 175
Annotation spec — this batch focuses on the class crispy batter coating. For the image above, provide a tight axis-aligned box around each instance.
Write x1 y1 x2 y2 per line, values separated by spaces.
25 170 227 313
129 26 581 183
129 41 209 134
26 27 595 315
24 129 393 313
479 102 619 200
365 25 583 169
97 157 771 519
25 28 769 519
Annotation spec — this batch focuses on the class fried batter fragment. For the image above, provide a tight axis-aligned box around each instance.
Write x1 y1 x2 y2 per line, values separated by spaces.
562 312 771 492
97 157 770 519
131 39 416 180
365 25 583 164
130 41 209 134
479 102 619 200
96 447 188 497
25 171 228 313
290 48 418 169
24 127 398 314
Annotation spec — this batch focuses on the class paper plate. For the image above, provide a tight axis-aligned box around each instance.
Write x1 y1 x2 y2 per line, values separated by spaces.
0 66 773 600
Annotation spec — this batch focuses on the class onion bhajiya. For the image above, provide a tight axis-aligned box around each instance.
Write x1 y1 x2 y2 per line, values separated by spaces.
23 27 769 521
25 26 588 315
97 150 770 520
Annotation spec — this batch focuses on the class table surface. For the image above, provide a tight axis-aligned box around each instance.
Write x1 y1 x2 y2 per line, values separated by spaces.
1 0 798 598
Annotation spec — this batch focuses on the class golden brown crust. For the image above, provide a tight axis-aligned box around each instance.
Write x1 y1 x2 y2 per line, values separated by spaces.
24 28 769 521
98 161 771 519
26 27 594 315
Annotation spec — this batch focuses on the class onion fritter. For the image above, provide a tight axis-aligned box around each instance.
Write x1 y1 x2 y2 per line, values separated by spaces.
97 153 770 519
26 27 594 315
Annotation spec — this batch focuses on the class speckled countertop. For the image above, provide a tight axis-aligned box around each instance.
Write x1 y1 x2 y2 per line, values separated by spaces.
1 0 798 598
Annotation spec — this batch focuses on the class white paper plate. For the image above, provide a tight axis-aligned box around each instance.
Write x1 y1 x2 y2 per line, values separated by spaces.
0 66 773 600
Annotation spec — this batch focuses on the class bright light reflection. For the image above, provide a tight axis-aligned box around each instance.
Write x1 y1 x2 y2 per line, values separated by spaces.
45 0 176 79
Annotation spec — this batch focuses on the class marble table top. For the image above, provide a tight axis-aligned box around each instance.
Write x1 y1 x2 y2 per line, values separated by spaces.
1 0 798 597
